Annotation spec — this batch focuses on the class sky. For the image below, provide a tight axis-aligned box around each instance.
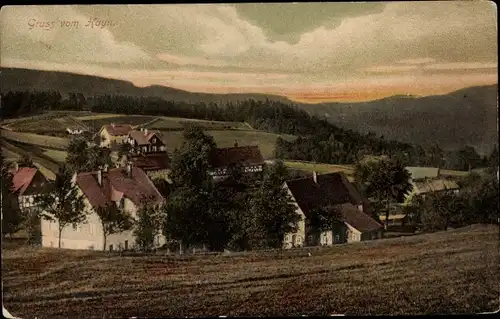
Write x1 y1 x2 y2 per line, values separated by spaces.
0 2 497 103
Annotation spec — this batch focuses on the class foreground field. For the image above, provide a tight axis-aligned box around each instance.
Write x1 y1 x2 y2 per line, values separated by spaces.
2 225 498 317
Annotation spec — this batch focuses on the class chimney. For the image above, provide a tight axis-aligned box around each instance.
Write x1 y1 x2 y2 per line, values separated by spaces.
140 128 144 132
312 171 318 184
126 162 132 178
103 164 108 173
71 172 78 184
13 162 19 172
97 168 102 186
144 128 148 136
111 123 115 128
234 141 238 147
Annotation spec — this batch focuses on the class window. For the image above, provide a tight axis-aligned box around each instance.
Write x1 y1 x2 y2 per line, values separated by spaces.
153 146 157 152
308 235 314 244
152 138 156 143
335 235 340 243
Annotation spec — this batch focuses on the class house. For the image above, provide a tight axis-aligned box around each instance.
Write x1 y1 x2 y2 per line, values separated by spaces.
126 128 167 154
283 171 383 249
40 164 165 251
66 128 84 135
403 167 460 205
208 143 265 181
125 153 171 181
99 123 133 148
10 163 51 213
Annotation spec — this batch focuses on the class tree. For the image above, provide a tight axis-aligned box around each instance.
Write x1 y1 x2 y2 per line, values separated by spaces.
169 125 216 188
1 147 23 238
246 162 300 249
118 142 132 160
66 136 112 172
96 203 134 251
309 205 343 233
36 164 86 248
354 157 413 230
134 201 163 252
419 191 467 231
18 154 35 168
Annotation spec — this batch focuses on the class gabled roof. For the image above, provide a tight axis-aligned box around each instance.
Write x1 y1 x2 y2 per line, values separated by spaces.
10 167 39 195
413 178 459 194
335 203 383 233
128 130 162 146
129 153 170 171
209 145 264 168
101 124 133 136
285 172 367 217
76 166 163 209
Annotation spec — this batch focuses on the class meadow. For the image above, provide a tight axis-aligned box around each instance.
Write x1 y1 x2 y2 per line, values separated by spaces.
160 129 296 159
2 225 498 318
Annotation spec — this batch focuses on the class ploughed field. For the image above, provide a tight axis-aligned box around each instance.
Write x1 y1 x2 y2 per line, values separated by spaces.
2 225 498 317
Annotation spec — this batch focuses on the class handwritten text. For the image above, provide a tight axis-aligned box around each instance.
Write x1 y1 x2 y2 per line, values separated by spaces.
28 18 117 30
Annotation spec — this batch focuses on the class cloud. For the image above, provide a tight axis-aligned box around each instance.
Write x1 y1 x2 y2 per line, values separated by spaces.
0 5 152 65
424 62 498 71
364 65 419 73
397 58 436 65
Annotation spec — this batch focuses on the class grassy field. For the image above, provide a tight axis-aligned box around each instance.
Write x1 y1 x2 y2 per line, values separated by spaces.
284 161 354 176
74 113 127 121
2 224 498 317
79 115 157 130
41 148 68 163
1 129 69 150
5 116 89 133
161 130 296 159
143 116 251 131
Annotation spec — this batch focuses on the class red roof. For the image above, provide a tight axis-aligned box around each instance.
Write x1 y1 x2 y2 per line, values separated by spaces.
76 166 163 209
102 124 133 136
10 167 38 195
209 145 264 168
128 130 161 145
129 153 170 171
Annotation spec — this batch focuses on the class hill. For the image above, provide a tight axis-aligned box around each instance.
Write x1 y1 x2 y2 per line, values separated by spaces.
1 67 496 154
302 85 498 155
0 67 292 104
2 224 498 317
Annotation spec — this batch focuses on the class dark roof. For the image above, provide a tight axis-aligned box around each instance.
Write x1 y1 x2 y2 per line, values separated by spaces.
76 166 163 209
102 124 133 136
209 145 264 168
335 203 383 232
285 172 365 216
129 153 170 171
285 172 380 233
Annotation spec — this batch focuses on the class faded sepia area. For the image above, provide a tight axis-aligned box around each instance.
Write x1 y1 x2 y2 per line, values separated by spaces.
1 2 498 318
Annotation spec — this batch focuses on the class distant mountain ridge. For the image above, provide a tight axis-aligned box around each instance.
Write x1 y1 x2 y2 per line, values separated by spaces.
1 67 497 154
0 67 293 104
302 85 498 154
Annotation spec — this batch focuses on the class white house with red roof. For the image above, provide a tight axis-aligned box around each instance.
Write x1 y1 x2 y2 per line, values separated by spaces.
9 163 51 213
40 164 165 251
99 123 133 148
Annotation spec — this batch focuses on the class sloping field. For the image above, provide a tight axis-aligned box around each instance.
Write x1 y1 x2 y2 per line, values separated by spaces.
285 161 355 176
1 129 69 150
6 116 89 133
161 130 296 159
80 115 157 129
1 146 57 180
144 116 250 131
2 225 498 317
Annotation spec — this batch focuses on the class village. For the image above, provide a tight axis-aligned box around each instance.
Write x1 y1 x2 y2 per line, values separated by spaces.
3 116 491 255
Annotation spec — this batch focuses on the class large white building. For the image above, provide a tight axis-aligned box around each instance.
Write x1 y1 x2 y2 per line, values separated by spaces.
41 164 165 251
